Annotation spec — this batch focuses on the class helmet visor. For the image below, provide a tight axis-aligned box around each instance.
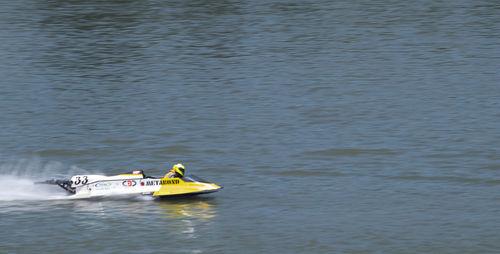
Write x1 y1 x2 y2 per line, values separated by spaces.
174 167 184 176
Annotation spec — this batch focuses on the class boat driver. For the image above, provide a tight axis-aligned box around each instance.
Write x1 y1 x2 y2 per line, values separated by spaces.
166 163 185 178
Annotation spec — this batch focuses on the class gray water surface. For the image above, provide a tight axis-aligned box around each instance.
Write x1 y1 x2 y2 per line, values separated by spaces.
1 0 500 253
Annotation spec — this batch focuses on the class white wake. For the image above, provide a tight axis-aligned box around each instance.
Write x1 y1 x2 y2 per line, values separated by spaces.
0 174 69 201
0 157 87 201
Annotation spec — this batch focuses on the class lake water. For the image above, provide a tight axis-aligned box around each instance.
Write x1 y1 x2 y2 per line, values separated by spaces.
1 0 500 253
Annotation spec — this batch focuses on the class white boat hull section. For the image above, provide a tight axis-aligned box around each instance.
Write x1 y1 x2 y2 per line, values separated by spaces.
69 175 171 199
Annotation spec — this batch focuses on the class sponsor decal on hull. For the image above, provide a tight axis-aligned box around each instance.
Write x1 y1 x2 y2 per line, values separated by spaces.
122 180 137 187
93 182 114 190
143 179 180 186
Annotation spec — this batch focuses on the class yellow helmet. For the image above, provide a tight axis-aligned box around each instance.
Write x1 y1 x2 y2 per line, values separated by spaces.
172 163 185 176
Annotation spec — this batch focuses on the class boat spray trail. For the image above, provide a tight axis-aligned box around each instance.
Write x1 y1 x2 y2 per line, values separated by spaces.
0 157 82 201
0 174 67 201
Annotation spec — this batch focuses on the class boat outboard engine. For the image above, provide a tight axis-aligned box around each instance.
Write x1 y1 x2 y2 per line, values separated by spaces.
35 179 76 194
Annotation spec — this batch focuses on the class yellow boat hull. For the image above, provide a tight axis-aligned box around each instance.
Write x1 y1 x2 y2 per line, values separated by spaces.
153 177 222 197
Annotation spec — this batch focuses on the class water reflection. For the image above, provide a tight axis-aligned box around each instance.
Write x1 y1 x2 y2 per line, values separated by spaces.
157 199 217 238
65 196 218 219
0 197 218 234
65 197 218 238
157 199 217 219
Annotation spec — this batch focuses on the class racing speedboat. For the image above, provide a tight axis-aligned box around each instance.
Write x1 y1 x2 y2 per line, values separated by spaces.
36 170 222 199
